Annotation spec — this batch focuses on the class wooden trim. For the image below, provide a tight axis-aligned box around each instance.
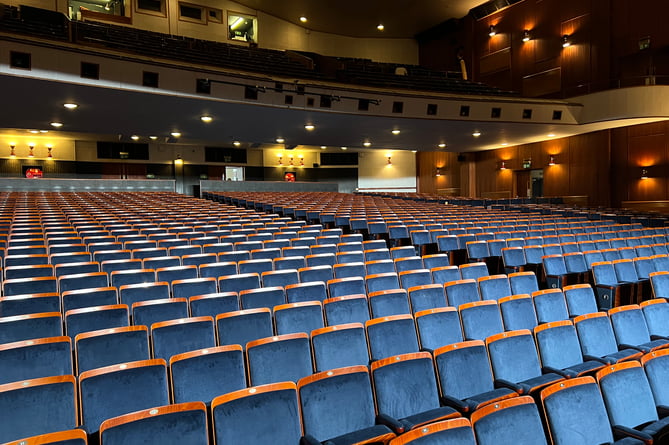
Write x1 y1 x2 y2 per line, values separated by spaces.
365 313 413 328
478 274 508 283
119 281 170 291
79 358 166 382
470 395 535 425
459 300 498 311
170 344 243 366
247 332 309 349
100 401 206 433
640 298 668 308
532 288 563 297
389 418 470 444
240 285 283 295
151 315 214 331
649 270 669 278
573 312 606 324
171 277 216 286
0 335 70 352
608 304 639 315
498 294 531 304
211 381 296 408
0 292 59 302
434 340 485 357
62 286 117 297
75 325 147 343
370 351 432 372
80 8 132 25
415 306 457 319
297 365 369 389
323 294 367 305
540 376 596 401
407 283 443 293
131 298 185 310
311 323 364 337
595 360 641 382
641 348 669 366
485 329 532 346
274 301 322 312
0 374 75 394
1 429 86 445
215 307 271 321
533 319 572 334
562 283 593 291
0 311 61 323
508 271 535 279
445 279 477 287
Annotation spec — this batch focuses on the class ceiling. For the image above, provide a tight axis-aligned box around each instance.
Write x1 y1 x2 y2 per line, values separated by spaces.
233 0 485 38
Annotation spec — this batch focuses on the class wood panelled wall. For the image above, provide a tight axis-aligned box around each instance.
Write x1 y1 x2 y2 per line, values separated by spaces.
419 0 619 98
416 151 465 196
417 121 669 208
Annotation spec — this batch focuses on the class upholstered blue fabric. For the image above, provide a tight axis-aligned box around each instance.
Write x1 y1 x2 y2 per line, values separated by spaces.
0 312 63 344
299 368 391 442
182 253 218 267
392 246 418 260
119 282 170 307
459 263 489 281
218 273 261 294
499 296 538 331
422 254 450 270
311 244 338 256
395 257 424 273
0 376 77 444
172 278 217 300
151 318 215 362
365 259 396 276
110 269 156 288
100 403 209 445
0 337 72 384
0 293 61 317
328 277 366 299
240 287 286 310
132 299 188 328
171 347 246 404
408 285 447 314
473 400 547 445
508 272 539 295
369 289 410 318
610 306 667 352
189 292 239 318
251 248 282 260
216 309 273 349
400 269 432 290
523 246 544 265
53 262 99 278
466 241 490 261
501 247 526 272
431 266 461 285
199 261 237 279
642 299 669 337
575 314 640 362
614 260 640 283
274 256 306 271
323 295 370 326
535 322 602 376
372 354 458 430
299 265 334 284
61 287 117 313
460 302 503 341
437 235 459 252
593 262 619 286
634 257 655 280
286 282 328 303
212 385 302 444
478 275 511 302
3 277 57 296
445 280 480 307
415 308 463 351
247 335 313 385
599 365 662 433
312 325 369 372
76 327 149 373
366 273 400 294
333 262 366 279
563 284 599 317
367 316 420 361
274 303 324 335
66 305 129 339
80 361 169 435
262 269 299 288
306 253 336 268
532 290 569 323
142 256 181 271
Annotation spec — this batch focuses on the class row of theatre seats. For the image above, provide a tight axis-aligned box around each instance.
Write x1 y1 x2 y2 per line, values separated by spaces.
3 191 669 444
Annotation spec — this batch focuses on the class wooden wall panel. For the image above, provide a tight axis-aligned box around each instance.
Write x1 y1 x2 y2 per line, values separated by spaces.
416 151 461 195
567 131 610 206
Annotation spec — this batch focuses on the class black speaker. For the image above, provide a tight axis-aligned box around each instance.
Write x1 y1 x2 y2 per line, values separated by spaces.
457 154 466 162
313 163 320 168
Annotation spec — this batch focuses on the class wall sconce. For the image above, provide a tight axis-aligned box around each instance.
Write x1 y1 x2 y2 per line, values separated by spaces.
28 143 35 158
435 168 441 177
488 25 497 37
298 154 304 166
641 168 649 180
277 155 283 166
289 155 294 166
9 144 15 158
522 30 531 42
499 160 507 170
387 156 392 165
548 155 556 166
174 154 183 165
46 144 53 159
562 34 571 48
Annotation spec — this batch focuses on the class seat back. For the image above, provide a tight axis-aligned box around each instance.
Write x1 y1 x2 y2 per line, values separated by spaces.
368 289 410 318
471 396 547 445
460 300 504 341
75 325 149 374
189 292 239 318
246 333 313 386
573 312 621 358
239 286 285 310
170 345 246 404
642 349 669 406
151 316 216 362
371 352 442 420
596 361 659 429
562 284 598 317
408 284 446 313
366 272 400 294
415 307 463 351
499 294 538 331
540 377 615 445
508 272 539 295
366 314 420 361
613 259 639 282
650 270 669 299
641 298 669 337
431 265 460 285
65 304 129 340
478 275 511 301
131 298 188 328
0 375 77 444
486 329 543 384
0 336 72 385
608 304 652 347
445 279 480 307
592 261 618 286
216 308 273 350
311 323 369 372
534 320 586 372
532 289 569 323
459 262 488 281
274 301 324 335
434 340 495 401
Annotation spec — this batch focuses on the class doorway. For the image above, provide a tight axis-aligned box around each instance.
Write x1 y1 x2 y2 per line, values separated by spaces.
514 169 543 198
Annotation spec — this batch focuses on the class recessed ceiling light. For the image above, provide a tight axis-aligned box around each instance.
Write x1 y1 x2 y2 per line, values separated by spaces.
391 129 401 135
363 141 371 147
501 142 508 146
299 16 307 23
171 132 181 138
50 122 63 128
320 145 327 149
438 143 446 148
377 24 385 31
341 146 348 150
28 130 39 134
304 124 315 131
200 115 213 123
63 103 78 110
276 137 285 144
149 136 158 140
411 150 417 153
131 135 140 141
233 141 241 147
472 131 481 137
39 130 48 133
547 133 556 137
